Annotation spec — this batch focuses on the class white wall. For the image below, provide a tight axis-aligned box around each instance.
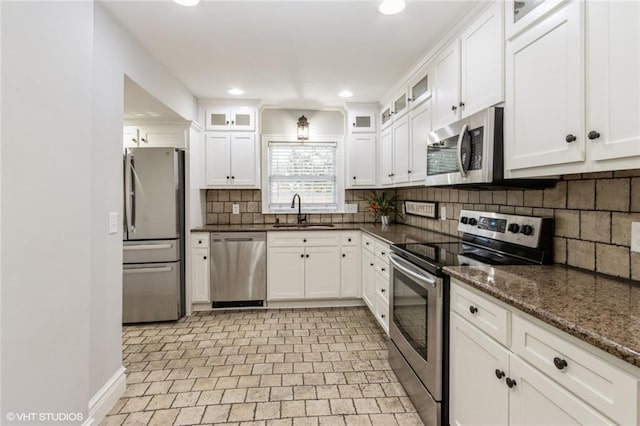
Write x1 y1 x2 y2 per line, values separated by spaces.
1 0 93 417
1 1 198 421
261 108 344 136
90 1 198 403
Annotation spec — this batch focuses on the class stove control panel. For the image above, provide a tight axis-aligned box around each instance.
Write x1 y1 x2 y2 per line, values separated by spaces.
458 210 549 248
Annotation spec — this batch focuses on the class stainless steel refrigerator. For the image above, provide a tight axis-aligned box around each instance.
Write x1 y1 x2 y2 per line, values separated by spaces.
123 147 185 323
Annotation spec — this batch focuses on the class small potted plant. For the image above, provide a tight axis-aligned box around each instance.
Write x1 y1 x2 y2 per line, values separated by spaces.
363 191 401 226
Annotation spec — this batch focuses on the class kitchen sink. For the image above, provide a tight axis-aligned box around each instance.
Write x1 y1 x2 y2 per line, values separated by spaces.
272 223 335 228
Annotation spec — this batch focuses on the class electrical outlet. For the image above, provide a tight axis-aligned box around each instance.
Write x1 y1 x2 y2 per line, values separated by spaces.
108 212 118 234
440 206 447 221
632 222 640 253
232 204 240 215
345 203 358 213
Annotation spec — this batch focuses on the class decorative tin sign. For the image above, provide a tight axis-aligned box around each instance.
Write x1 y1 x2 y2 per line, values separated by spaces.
404 201 438 218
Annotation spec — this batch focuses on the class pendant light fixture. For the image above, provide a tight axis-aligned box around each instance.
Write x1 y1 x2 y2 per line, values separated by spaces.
378 0 406 15
297 115 309 141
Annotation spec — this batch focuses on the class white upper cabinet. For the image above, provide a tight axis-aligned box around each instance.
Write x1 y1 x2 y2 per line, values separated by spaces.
348 109 376 133
586 0 640 163
205 107 255 131
408 100 432 183
506 0 566 40
347 134 377 188
379 127 394 186
407 66 432 108
433 40 461 129
123 126 139 148
460 1 505 118
433 2 504 130
204 132 258 188
392 115 410 184
380 105 393 130
391 89 409 119
505 0 585 172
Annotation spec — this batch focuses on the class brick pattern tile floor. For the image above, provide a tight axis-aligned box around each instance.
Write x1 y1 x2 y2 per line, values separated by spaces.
101 307 423 426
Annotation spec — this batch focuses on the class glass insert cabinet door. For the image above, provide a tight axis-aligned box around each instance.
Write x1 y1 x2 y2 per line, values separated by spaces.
348 110 376 133
513 0 545 22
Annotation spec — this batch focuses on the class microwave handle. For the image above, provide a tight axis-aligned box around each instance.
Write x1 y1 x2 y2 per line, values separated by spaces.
456 123 469 178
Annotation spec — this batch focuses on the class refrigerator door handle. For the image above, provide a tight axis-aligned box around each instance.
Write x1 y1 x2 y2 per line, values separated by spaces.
123 153 130 236
123 266 173 274
124 243 173 251
130 154 136 233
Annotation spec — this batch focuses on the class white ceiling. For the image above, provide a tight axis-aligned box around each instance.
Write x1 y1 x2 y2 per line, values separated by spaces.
106 0 474 108
123 76 185 120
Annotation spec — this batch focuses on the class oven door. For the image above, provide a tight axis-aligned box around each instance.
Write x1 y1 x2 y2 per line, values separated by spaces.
389 253 443 400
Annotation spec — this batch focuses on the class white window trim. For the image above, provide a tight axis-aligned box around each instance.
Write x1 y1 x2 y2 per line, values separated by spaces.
261 134 345 214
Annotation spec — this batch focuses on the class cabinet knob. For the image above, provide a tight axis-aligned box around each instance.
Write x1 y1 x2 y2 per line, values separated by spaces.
381 251 386 256
231 121 235 125
348 238 352 242
141 138 147 143
306 254 309 258
226 121 229 125
366 242 370 245
565 134 577 143
198 240 202 244
203 256 207 260
231 176 235 179
459 102 465 109
303 239 307 243
469 305 478 314
553 357 568 370
370 263 374 266
381 288 386 293
495 369 505 379
408 170 412 174
226 176 230 179
342 253 346 258
300 254 304 258
506 377 517 388
588 130 601 140
352 122 356 127
381 267 386 272
381 314 386 319
353 176 357 180
451 105 457 111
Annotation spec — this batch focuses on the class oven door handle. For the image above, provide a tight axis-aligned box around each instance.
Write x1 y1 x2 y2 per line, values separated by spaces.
456 123 469 178
389 253 437 289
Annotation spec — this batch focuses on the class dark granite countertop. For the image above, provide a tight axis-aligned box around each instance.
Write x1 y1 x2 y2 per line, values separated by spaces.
444 265 640 369
191 223 458 246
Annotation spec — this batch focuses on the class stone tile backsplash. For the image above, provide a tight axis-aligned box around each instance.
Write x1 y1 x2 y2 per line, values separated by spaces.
396 170 640 281
205 170 640 281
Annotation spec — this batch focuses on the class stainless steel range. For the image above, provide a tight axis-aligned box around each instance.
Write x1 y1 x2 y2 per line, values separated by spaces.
388 210 554 425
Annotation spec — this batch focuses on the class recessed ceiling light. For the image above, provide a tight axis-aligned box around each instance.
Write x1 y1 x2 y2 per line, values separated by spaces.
339 90 354 98
173 0 200 6
378 0 406 15
227 88 245 96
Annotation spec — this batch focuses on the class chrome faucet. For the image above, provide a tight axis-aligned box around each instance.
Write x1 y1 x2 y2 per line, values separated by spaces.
291 193 307 224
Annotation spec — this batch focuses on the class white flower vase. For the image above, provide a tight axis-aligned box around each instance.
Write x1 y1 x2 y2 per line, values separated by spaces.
381 215 390 226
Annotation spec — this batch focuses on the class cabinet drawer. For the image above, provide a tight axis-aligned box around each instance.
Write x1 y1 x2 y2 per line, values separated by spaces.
342 233 359 246
451 282 510 346
375 256 389 280
374 241 390 262
361 234 375 252
512 315 639 426
375 294 389 333
375 266 389 303
268 231 340 247
191 233 209 249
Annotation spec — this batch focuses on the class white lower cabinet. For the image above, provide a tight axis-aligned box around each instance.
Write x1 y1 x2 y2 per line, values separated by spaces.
450 312 509 426
361 233 390 333
190 233 210 303
450 279 639 426
361 249 376 310
267 232 359 301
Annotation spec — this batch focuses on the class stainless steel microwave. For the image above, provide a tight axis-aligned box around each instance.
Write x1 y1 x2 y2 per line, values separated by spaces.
426 107 504 186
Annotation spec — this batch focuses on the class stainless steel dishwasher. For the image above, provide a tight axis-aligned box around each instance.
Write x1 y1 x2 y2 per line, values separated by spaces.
209 232 266 308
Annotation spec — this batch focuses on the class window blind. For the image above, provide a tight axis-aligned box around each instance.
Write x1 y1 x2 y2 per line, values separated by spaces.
268 142 338 212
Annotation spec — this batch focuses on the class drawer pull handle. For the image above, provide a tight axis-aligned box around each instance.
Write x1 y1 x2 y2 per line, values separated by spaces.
381 314 386 319
469 305 478 314
495 369 505 380
306 254 309 258
381 252 386 256
506 377 517 388
553 357 568 370
381 268 386 272
381 288 386 293
370 263 374 266
366 242 370 245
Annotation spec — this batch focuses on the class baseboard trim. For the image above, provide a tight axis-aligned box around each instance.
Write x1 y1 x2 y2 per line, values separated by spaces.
85 366 126 425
